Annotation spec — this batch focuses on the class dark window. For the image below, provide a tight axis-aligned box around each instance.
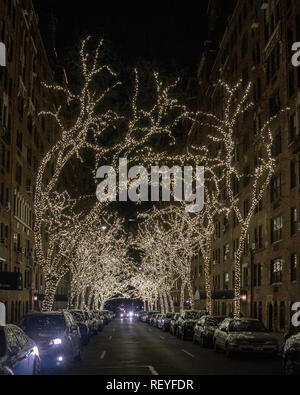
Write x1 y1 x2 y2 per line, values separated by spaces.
269 90 281 117
254 226 263 249
291 160 297 189
16 131 23 151
271 216 283 243
291 208 298 236
270 174 281 202
15 164 22 185
272 131 281 157
291 254 298 282
258 264 262 287
279 302 285 330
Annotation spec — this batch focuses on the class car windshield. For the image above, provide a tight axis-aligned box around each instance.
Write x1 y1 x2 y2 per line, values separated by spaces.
184 311 199 320
24 315 66 333
229 320 267 332
0 328 5 357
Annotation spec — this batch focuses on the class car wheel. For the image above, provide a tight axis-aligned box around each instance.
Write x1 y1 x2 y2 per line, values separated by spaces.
284 357 296 376
33 358 41 375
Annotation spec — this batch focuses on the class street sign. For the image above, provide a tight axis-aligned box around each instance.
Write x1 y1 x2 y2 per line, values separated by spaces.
0 273 23 291
0 302 5 326
0 42 6 67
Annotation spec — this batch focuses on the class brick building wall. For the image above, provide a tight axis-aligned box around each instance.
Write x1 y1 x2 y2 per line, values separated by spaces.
0 0 57 323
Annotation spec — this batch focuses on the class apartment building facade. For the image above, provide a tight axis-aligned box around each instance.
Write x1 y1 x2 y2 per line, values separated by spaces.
0 0 59 323
192 0 300 332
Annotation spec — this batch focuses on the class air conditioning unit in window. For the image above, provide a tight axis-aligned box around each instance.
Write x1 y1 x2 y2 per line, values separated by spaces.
252 243 257 251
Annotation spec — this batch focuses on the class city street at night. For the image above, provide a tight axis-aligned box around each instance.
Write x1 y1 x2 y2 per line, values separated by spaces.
1 0 300 381
59 318 282 376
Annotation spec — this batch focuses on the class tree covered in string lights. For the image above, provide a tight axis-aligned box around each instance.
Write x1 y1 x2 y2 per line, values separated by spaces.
35 37 200 311
70 212 133 311
35 37 122 311
195 80 286 318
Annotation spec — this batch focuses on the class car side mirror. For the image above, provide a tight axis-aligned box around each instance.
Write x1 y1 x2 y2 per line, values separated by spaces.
8 346 19 357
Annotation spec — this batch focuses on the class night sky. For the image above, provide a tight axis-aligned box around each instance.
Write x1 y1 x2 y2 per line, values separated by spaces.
35 1 210 76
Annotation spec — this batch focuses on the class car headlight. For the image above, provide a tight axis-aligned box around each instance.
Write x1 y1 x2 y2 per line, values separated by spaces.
33 346 39 357
49 338 62 346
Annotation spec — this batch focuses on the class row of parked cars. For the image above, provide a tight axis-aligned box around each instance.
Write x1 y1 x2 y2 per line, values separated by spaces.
139 310 300 375
0 306 115 375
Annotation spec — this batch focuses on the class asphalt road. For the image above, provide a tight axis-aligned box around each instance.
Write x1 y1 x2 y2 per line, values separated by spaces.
65 319 282 375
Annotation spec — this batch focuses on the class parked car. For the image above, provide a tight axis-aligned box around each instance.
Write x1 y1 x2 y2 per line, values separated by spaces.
100 311 111 325
198 310 210 319
141 313 149 323
80 310 95 336
153 314 163 328
282 327 300 375
193 316 226 347
138 312 148 322
87 311 98 335
159 313 174 331
170 313 180 335
146 311 160 324
0 324 40 375
213 318 278 357
19 311 81 371
91 311 104 332
177 311 202 340
101 310 113 323
149 315 156 326
69 310 90 345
